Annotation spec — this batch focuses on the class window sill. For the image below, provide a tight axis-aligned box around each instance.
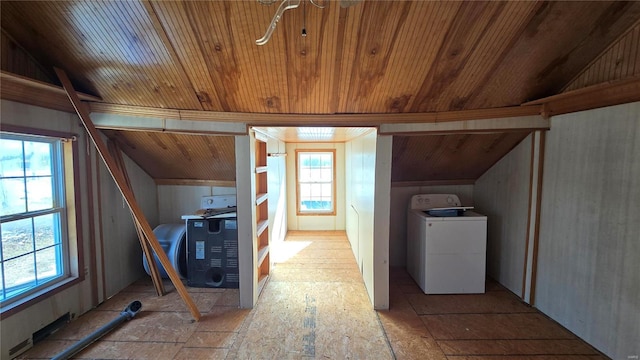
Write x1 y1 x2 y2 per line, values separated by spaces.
296 211 337 216
0 275 83 319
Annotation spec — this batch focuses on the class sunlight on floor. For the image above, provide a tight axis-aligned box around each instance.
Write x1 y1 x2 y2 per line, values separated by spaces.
271 240 312 263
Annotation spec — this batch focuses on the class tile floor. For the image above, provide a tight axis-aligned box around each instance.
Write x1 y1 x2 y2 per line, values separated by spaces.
18 231 608 359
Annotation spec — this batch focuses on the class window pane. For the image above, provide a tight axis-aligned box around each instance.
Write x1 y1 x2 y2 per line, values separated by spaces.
24 141 52 176
3 253 36 292
321 183 332 196
0 133 68 304
36 246 63 281
299 167 311 182
307 183 319 198
0 178 26 216
321 154 331 166
27 176 54 211
311 167 321 181
1 217 34 260
300 184 311 201
300 154 310 167
320 168 331 182
0 139 24 177
309 155 320 167
34 213 59 250
297 151 334 213
320 200 331 210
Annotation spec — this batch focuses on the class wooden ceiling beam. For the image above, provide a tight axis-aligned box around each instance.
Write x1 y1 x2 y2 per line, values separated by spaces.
1 71 102 113
154 179 237 187
88 101 542 127
522 76 640 116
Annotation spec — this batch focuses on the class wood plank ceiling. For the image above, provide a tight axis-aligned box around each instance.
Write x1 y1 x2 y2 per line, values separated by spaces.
101 130 236 184
1 1 639 183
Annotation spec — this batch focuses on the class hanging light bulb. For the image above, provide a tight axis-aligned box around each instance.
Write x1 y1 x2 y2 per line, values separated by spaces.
255 0 331 45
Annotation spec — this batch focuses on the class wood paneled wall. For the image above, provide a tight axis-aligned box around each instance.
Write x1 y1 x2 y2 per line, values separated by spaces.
535 102 640 359
97 143 159 298
474 134 533 297
1 31 52 82
564 22 640 92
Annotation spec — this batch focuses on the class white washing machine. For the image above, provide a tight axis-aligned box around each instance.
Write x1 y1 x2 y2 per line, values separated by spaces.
406 194 487 294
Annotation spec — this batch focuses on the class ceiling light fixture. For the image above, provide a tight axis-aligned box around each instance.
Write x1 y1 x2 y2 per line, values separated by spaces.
256 0 361 46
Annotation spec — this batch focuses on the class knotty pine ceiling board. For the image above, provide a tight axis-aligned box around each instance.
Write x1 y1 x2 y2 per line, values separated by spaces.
564 23 640 92
468 1 640 109
2 1 640 116
353 2 460 114
151 1 243 112
102 130 236 182
391 132 530 182
283 1 342 114
412 2 543 112
1 1 202 109
342 1 415 113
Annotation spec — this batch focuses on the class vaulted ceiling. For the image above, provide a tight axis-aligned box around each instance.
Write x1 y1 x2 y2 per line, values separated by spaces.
1 1 639 183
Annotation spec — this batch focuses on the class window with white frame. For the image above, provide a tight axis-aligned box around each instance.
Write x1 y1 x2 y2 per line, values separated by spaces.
0 131 71 307
296 150 335 215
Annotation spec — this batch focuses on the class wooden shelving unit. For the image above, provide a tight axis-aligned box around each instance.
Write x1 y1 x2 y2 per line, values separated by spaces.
254 137 270 294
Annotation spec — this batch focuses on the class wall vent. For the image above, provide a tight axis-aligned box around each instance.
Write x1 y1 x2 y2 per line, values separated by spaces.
32 312 71 344
9 338 31 357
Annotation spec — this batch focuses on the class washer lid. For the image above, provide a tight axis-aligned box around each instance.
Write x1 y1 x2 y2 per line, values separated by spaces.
410 194 473 211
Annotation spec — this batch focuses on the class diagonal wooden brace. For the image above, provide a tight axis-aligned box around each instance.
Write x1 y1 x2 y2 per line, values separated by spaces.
55 67 200 321
107 140 165 297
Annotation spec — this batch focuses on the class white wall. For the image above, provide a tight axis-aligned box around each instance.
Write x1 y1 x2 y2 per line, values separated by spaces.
388 184 474 267
535 102 640 359
157 185 236 224
267 138 287 248
285 143 345 231
97 147 158 299
345 130 390 309
474 134 532 296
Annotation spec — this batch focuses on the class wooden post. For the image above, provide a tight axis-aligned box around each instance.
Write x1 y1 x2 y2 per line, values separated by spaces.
55 68 201 321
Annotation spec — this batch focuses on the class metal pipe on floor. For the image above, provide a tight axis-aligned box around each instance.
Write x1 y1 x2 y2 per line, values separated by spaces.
51 301 142 360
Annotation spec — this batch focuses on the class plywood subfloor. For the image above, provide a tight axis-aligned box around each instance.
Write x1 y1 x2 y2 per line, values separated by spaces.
19 231 606 359
228 230 393 359
380 267 608 360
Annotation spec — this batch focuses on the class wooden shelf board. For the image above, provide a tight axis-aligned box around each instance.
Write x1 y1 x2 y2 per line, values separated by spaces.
256 219 268 237
258 245 269 267
255 166 268 174
256 192 268 206
258 274 269 295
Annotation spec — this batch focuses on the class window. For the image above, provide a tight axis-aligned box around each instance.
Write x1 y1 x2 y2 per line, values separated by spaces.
1 130 77 310
296 150 335 215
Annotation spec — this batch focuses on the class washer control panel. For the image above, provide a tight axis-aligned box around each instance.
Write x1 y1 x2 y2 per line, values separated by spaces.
410 194 462 210
201 195 237 210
